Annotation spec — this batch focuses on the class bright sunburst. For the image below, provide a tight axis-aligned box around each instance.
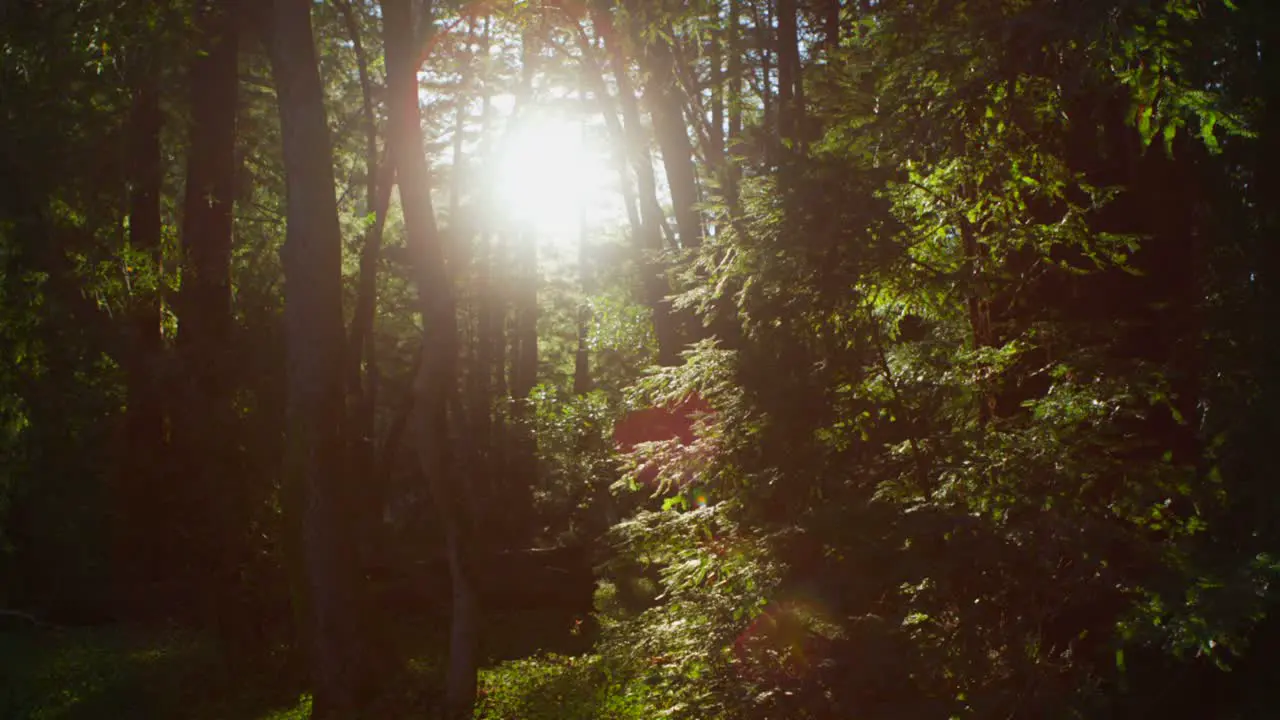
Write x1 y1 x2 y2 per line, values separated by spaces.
495 110 613 255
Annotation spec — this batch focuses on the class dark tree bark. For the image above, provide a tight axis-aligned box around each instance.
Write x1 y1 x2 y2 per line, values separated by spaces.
382 1 478 716
823 0 841 49
117 35 165 615
266 0 375 714
334 0 394 570
776 0 802 144
507 225 539 547
756 1 774 145
1256 6 1280 305
174 0 245 646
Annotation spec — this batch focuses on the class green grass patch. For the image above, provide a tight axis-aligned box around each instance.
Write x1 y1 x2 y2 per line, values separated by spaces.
476 653 661 720
0 625 306 720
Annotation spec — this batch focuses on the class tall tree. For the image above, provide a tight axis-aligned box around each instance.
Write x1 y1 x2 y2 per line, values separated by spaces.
595 6 682 365
775 0 802 143
174 0 246 644
644 39 703 250
382 0 478 716
115 10 165 614
334 0 394 568
266 0 374 714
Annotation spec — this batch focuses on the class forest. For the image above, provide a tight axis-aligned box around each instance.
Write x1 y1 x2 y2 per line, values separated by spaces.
2 0 1279 718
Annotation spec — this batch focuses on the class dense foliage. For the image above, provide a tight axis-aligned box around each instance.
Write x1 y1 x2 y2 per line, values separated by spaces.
3 0 1280 718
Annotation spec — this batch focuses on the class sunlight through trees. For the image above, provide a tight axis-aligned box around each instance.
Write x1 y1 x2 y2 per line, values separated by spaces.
3 1 1280 718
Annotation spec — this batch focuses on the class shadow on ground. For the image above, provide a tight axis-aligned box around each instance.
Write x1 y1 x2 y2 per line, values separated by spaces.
0 625 310 720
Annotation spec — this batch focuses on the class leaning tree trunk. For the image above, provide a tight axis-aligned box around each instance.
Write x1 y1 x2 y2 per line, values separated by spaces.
382 0 478 717
267 0 375 715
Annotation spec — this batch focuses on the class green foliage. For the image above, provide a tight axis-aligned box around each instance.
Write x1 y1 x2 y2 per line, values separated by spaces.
4 0 1280 717
477 653 660 720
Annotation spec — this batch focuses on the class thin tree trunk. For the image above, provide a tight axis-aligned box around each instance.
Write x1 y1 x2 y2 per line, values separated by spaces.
574 82 592 395
776 0 801 144
512 229 538 403
493 233 509 405
382 1 477 717
507 25 540 528
490 232 509 495
710 0 725 166
470 12 495 458
727 0 743 196
757 1 774 142
335 0 395 573
473 230 495 446
267 0 374 714
508 223 539 547
175 0 243 648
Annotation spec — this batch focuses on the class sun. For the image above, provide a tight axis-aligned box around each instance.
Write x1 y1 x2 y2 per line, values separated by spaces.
495 110 613 255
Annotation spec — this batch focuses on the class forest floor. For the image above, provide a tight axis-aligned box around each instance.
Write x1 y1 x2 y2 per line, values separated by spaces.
0 624 313 720
0 609 594 719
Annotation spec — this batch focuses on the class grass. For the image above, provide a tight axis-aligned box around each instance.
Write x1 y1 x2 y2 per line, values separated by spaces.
0 625 308 720
0 607 606 719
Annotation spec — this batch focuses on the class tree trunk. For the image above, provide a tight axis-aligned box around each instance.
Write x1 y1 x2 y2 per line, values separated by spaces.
506 29 538 537
508 225 538 547
335 0 394 572
382 1 477 717
117 36 165 616
175 0 245 648
469 13 495 458
267 0 374 714
710 1 725 166
595 8 681 365
727 0 743 196
569 22 642 233
512 230 538 403
574 86 593 396
645 41 702 250
823 0 841 49
490 233 509 497
757 1 774 145
776 0 802 145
